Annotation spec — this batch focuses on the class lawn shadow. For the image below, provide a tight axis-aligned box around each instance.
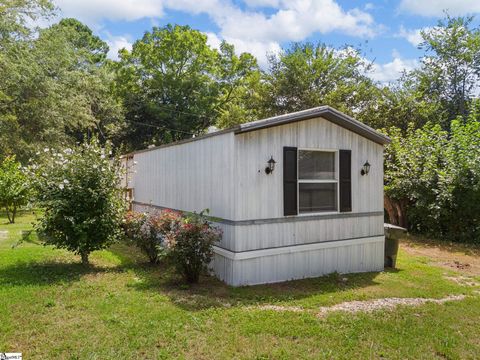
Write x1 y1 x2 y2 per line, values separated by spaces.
20 230 40 244
2 241 386 311
0 260 129 287
123 260 384 312
105 243 385 311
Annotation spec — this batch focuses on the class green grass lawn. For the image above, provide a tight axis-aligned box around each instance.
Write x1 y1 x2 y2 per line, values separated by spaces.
1 211 480 359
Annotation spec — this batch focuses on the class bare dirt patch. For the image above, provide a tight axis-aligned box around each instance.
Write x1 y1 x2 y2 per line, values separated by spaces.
402 240 480 276
256 304 304 312
316 295 466 315
251 295 467 316
444 276 480 287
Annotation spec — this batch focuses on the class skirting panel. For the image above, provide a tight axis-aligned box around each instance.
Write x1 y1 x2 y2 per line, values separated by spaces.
211 236 385 286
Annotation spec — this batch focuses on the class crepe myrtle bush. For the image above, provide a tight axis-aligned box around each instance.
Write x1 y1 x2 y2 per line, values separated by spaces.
123 210 177 264
162 209 222 283
31 138 127 265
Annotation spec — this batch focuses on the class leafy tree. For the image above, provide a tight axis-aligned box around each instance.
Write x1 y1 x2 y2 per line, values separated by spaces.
384 101 480 242
384 123 447 230
0 156 30 223
115 24 259 150
365 83 446 132
0 2 124 162
259 43 379 124
47 18 109 64
0 0 53 40
32 139 127 264
214 43 263 128
408 15 480 125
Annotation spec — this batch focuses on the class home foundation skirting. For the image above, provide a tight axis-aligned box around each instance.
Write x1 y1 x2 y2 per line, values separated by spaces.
211 235 385 286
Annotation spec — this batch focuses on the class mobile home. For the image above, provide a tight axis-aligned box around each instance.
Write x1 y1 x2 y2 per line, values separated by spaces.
123 106 390 286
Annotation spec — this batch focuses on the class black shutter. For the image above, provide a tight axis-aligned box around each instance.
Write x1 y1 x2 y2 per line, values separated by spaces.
283 147 298 216
339 150 352 212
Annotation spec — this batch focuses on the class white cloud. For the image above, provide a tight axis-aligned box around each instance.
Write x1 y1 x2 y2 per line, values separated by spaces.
369 52 419 83
53 0 165 26
243 0 280 8
225 37 281 68
217 0 377 42
204 32 223 50
399 0 480 17
398 26 425 47
53 0 379 68
205 32 280 68
105 34 133 60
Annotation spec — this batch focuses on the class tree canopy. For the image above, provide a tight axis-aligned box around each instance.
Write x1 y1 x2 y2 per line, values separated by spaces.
0 1 123 162
115 24 259 150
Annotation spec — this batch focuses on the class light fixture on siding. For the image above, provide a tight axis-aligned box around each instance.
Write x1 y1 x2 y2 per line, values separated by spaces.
265 156 276 174
361 161 371 176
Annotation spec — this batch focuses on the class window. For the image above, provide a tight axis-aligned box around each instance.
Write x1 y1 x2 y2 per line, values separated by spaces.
298 150 338 213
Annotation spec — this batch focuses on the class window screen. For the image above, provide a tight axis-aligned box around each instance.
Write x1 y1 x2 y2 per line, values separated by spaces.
298 150 337 213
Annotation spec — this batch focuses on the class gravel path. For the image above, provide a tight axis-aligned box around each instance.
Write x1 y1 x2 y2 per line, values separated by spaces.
253 294 467 316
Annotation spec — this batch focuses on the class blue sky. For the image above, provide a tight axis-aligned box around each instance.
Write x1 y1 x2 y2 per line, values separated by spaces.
52 0 480 83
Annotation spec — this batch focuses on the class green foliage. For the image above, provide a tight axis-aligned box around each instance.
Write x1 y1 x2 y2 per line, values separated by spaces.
0 1 124 162
115 24 259 149
384 102 480 242
31 139 127 264
49 18 109 64
406 15 480 126
0 156 30 223
365 84 445 132
259 43 379 124
0 0 53 39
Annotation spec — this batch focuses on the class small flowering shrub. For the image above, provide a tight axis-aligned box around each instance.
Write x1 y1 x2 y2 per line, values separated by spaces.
31 139 127 265
123 209 221 282
162 210 222 283
123 210 181 263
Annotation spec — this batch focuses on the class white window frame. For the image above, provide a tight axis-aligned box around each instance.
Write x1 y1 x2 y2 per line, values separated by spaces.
297 148 340 215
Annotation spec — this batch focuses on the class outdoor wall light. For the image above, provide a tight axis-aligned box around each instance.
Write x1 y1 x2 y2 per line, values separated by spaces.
265 156 276 174
361 161 371 176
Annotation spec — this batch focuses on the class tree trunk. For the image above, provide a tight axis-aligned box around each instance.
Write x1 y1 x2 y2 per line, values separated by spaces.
5 206 13 224
80 252 89 265
11 203 17 224
384 195 408 228
384 196 398 225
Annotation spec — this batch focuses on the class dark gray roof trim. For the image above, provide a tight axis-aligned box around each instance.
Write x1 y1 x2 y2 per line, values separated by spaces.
122 106 389 157
235 106 390 145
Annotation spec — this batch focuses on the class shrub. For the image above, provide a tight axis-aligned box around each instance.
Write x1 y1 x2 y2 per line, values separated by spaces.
31 139 127 264
162 210 222 283
0 156 31 223
122 209 220 282
123 210 181 263
384 101 480 243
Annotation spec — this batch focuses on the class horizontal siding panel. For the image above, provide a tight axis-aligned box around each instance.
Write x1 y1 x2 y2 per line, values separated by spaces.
212 236 384 286
232 214 383 252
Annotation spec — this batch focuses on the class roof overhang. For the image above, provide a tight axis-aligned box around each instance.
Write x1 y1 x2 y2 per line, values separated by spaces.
234 106 390 145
